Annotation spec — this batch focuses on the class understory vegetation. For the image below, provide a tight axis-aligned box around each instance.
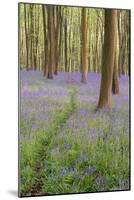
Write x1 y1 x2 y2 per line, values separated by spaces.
19 71 129 196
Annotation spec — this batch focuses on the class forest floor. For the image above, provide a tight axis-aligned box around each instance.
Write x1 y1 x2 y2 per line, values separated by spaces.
19 71 130 197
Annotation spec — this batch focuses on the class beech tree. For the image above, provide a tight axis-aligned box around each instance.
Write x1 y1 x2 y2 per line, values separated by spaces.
112 46 119 94
81 8 88 83
54 6 62 75
97 9 117 111
47 6 55 79
42 5 48 76
24 4 29 71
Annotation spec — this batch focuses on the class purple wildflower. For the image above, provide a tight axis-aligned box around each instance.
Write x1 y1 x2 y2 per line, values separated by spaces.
62 168 67 176
84 167 94 174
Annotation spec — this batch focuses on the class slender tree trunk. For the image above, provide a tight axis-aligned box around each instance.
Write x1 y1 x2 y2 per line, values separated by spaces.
95 19 99 72
54 6 61 75
42 5 48 76
24 4 29 71
97 9 117 112
20 23 24 68
112 49 119 94
33 5 39 71
117 11 121 77
118 11 127 76
127 11 130 76
58 9 63 72
30 4 34 70
64 12 68 72
81 8 88 83
47 6 55 79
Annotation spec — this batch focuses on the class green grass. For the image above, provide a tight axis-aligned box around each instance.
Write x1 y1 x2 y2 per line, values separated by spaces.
19 89 78 197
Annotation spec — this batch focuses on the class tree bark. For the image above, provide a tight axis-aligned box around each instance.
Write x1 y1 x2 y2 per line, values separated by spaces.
24 4 29 71
81 8 88 83
112 49 119 94
47 6 55 79
112 19 119 95
97 9 117 112
64 9 68 72
30 4 34 70
54 6 61 75
42 5 49 76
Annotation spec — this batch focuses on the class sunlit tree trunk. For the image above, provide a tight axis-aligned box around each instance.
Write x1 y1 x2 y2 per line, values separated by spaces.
112 21 119 95
97 9 117 111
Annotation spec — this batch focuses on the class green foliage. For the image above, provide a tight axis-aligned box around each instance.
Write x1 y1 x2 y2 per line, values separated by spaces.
20 88 77 196
20 166 36 196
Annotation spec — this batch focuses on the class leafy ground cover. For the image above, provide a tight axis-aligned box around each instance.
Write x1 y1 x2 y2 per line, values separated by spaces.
19 71 130 196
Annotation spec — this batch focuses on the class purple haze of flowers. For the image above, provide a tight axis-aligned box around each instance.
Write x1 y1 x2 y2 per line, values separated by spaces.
37 112 49 121
77 109 89 116
20 70 129 147
84 135 90 140
105 135 110 141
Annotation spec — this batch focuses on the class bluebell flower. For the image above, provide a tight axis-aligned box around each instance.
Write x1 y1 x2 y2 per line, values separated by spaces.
62 168 67 176
84 167 94 174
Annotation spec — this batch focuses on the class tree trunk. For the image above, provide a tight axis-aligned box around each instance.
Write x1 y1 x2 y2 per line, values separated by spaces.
47 6 55 79
95 18 99 72
54 6 61 75
112 19 119 95
112 49 119 94
30 4 33 70
42 5 48 76
24 4 29 71
97 9 117 112
33 5 39 71
81 8 88 83
64 11 68 72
